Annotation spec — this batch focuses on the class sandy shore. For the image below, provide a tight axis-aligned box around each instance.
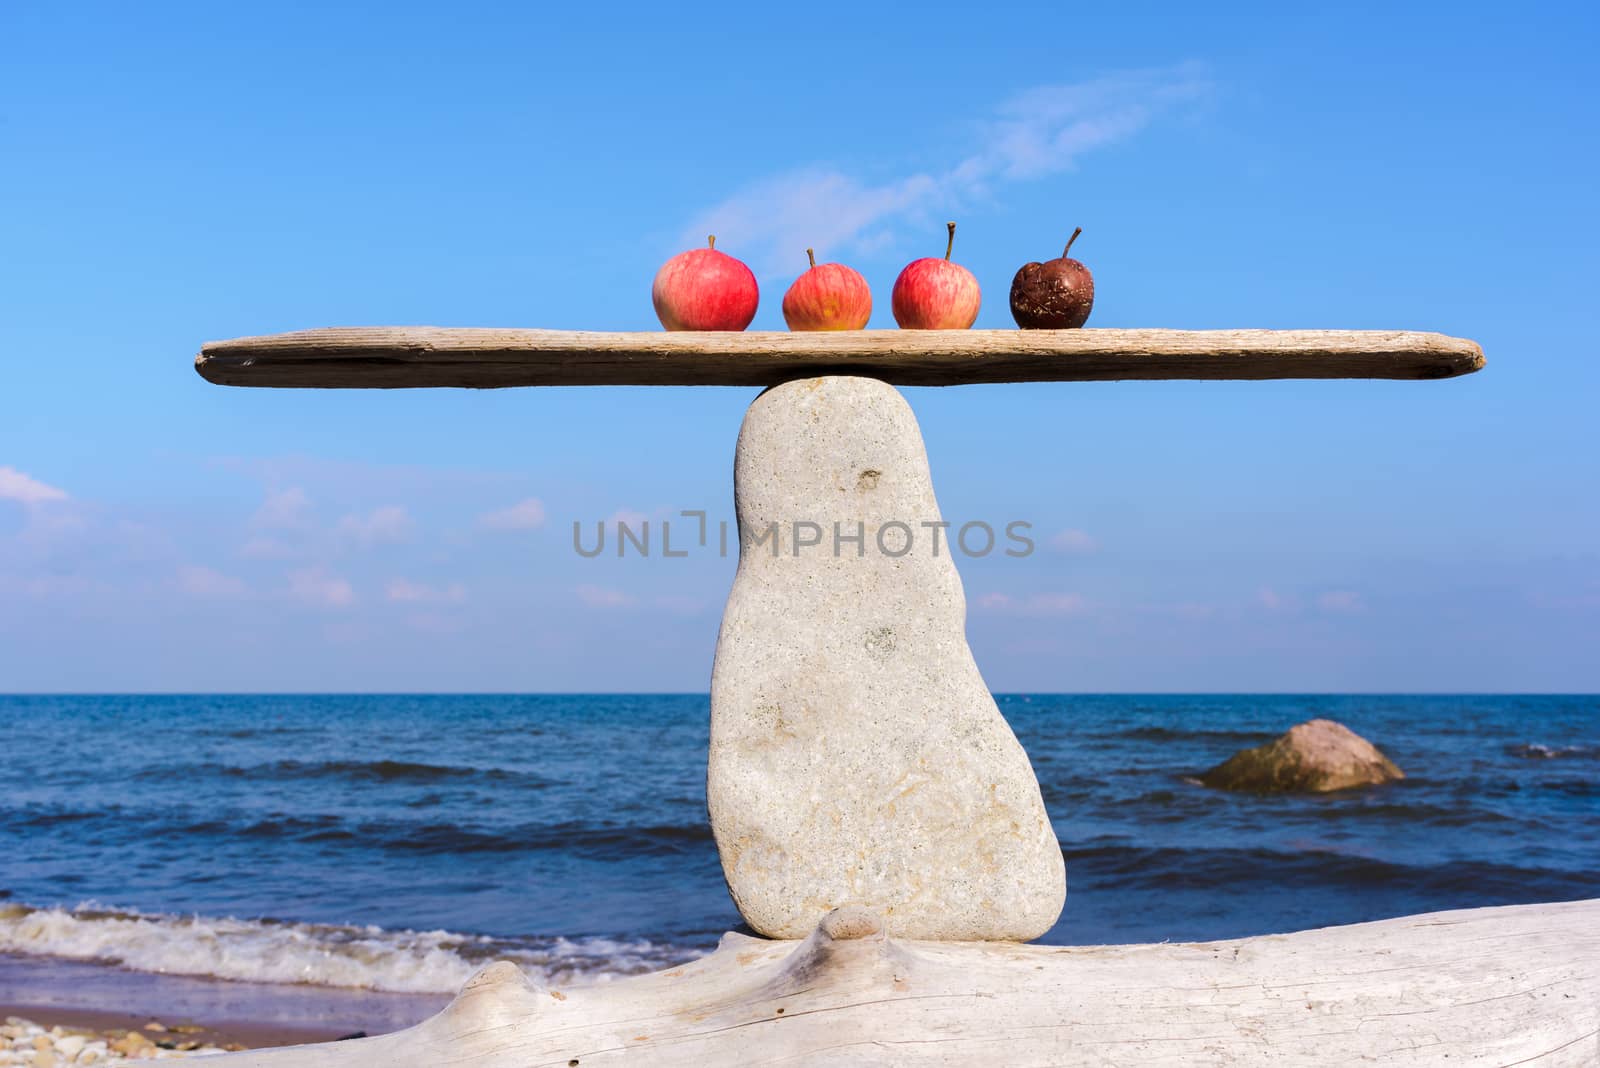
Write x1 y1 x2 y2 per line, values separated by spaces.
3 1004 350 1054
0 954 447 1063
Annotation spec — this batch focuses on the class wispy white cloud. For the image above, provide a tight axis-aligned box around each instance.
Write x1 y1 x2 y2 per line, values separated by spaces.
239 536 295 560
404 612 466 635
607 508 649 529
287 567 355 608
686 171 939 278
978 73 1205 181
480 498 547 531
576 583 634 609
252 486 312 529
0 466 68 505
176 565 247 597
335 505 413 546
1257 586 1291 612
0 573 108 598
1317 590 1364 614
1161 601 1217 621
1029 592 1091 616
1049 528 1099 554
684 64 1210 276
6 501 90 553
386 578 466 604
977 591 1090 616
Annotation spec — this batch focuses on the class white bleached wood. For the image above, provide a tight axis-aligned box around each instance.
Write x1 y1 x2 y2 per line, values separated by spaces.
213 899 1599 1067
193 327 1485 388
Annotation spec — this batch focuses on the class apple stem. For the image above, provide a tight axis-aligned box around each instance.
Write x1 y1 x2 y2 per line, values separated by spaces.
708 235 716 250
945 221 956 260
806 248 816 269
1063 227 1082 258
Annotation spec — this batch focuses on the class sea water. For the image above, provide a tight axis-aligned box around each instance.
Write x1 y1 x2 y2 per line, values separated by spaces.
1 694 1595 1002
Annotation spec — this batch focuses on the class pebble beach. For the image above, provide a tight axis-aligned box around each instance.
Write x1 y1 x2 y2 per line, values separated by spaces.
1 1017 234 1064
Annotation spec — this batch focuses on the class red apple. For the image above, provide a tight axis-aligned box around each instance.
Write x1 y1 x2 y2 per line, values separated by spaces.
651 235 759 331
782 249 872 331
891 221 981 329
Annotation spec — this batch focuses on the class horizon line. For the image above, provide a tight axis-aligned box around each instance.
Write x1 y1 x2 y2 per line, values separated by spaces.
3 691 1596 699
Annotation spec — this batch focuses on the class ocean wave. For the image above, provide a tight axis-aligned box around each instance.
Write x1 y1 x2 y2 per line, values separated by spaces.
216 817 714 856
1534 778 1599 798
7 802 713 858
6 804 115 829
1298 799 1520 827
134 758 547 787
196 726 323 740
1113 726 1274 744
1506 743 1600 760
1060 843 1599 897
0 903 687 994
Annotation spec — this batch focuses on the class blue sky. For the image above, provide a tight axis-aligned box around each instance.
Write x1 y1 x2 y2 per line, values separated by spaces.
2 2 1597 692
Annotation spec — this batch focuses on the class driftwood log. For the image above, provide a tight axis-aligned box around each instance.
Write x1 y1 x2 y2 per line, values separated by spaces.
218 899 1598 1066
194 327 1485 388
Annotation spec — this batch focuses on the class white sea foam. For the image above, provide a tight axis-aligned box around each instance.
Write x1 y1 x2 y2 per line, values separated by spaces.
0 902 683 994
1510 742 1598 759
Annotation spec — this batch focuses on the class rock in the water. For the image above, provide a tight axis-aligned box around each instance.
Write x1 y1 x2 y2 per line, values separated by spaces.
708 375 1064 941
1200 718 1404 793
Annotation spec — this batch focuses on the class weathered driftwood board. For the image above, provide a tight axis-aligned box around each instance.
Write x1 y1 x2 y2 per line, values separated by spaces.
217 900 1598 1067
194 327 1485 388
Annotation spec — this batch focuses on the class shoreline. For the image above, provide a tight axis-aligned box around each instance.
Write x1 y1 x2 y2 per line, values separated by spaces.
0 954 445 1056
1 1004 349 1052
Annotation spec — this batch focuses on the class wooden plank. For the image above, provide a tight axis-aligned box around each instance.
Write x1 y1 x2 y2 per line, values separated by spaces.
195 327 1484 388
215 900 1598 1067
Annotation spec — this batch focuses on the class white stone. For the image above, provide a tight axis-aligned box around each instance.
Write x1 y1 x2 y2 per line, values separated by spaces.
707 375 1065 940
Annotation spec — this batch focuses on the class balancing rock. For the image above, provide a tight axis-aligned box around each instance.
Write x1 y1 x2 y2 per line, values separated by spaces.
708 375 1064 940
